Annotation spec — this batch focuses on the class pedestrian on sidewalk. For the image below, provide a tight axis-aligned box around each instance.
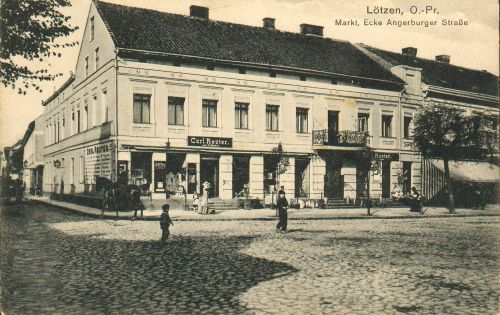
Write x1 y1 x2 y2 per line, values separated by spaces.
160 204 174 243
275 191 289 233
278 185 286 196
199 181 211 215
409 186 422 212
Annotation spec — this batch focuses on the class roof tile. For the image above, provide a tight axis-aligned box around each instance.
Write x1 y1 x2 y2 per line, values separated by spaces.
95 1 403 84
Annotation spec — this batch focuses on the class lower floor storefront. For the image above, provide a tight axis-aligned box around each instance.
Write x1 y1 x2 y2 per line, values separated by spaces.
42 139 422 205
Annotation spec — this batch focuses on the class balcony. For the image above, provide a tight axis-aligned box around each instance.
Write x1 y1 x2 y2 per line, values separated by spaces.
312 130 368 147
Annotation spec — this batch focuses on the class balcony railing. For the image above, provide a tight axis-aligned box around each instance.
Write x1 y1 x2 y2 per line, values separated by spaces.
312 129 368 147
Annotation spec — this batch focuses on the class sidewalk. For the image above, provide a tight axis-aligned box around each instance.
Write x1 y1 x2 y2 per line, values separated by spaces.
25 195 500 221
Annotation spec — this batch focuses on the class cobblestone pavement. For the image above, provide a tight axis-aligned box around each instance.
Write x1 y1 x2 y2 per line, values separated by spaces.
1 202 499 314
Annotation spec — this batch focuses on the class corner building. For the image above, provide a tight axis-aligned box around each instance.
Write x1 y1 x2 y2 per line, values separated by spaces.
43 1 422 205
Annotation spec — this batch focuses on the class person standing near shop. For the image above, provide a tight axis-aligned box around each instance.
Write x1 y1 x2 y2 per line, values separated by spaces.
275 191 289 233
199 181 211 214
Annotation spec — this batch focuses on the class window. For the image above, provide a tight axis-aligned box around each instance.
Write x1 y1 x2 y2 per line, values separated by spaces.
207 63 214 71
403 116 413 138
56 121 60 142
91 96 97 127
266 105 279 131
90 16 94 41
296 107 308 133
270 71 276 78
71 112 75 135
133 94 151 124
84 103 89 130
101 90 108 123
381 114 392 137
61 115 65 139
77 110 81 133
300 75 306 81
84 57 89 78
202 99 217 127
235 102 249 129
95 47 99 70
168 97 184 125
239 68 246 74
357 113 370 132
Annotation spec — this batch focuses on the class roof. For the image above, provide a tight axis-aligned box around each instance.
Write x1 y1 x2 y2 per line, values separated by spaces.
42 74 75 107
94 1 403 85
20 121 35 146
359 44 499 97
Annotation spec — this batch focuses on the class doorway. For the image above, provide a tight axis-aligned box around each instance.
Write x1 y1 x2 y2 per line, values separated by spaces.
200 156 219 198
295 158 310 197
381 161 391 198
356 160 368 198
402 162 412 194
233 155 250 198
325 156 343 199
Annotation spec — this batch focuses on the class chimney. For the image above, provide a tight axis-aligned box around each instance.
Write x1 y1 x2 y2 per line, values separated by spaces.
435 54 450 64
190 5 209 19
300 23 324 37
402 47 417 57
263 17 275 29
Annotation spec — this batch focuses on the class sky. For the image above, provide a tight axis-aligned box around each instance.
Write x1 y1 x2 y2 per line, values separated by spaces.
1 0 498 148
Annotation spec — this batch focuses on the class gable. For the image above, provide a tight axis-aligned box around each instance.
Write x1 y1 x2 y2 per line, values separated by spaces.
74 1 116 85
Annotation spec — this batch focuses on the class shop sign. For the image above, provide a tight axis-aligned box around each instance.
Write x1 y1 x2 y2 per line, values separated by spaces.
85 143 113 181
373 152 399 161
188 136 232 148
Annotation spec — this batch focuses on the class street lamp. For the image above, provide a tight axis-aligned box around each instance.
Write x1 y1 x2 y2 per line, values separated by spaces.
165 138 170 201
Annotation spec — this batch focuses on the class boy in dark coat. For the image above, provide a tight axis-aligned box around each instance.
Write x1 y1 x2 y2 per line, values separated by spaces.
275 191 289 233
160 204 174 243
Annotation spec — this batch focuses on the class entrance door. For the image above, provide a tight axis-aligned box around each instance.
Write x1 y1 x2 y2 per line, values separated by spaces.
200 156 219 198
356 160 368 198
402 162 412 194
326 157 343 199
328 111 339 145
233 156 249 197
295 159 310 197
382 161 391 198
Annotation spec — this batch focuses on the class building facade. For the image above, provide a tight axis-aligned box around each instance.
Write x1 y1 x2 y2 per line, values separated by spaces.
22 116 45 194
43 1 433 205
358 44 499 202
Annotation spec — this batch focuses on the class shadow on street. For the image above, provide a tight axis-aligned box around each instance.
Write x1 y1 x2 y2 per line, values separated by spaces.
0 202 297 314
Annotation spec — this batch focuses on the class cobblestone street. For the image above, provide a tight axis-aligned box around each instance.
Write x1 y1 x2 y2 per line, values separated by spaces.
1 202 499 314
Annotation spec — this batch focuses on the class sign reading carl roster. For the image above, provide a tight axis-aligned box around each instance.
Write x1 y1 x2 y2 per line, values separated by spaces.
188 136 232 148
85 143 113 181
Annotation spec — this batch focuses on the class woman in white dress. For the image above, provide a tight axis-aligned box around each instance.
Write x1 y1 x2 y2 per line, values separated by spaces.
199 181 211 214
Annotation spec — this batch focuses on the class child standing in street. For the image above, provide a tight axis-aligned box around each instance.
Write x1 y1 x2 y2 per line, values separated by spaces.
160 204 174 243
275 191 289 233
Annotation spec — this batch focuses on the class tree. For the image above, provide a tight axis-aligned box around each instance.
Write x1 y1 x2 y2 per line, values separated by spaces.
268 143 290 189
358 146 382 216
0 0 79 94
412 103 497 213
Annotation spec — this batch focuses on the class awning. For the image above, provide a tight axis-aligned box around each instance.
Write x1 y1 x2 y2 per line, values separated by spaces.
430 160 499 183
